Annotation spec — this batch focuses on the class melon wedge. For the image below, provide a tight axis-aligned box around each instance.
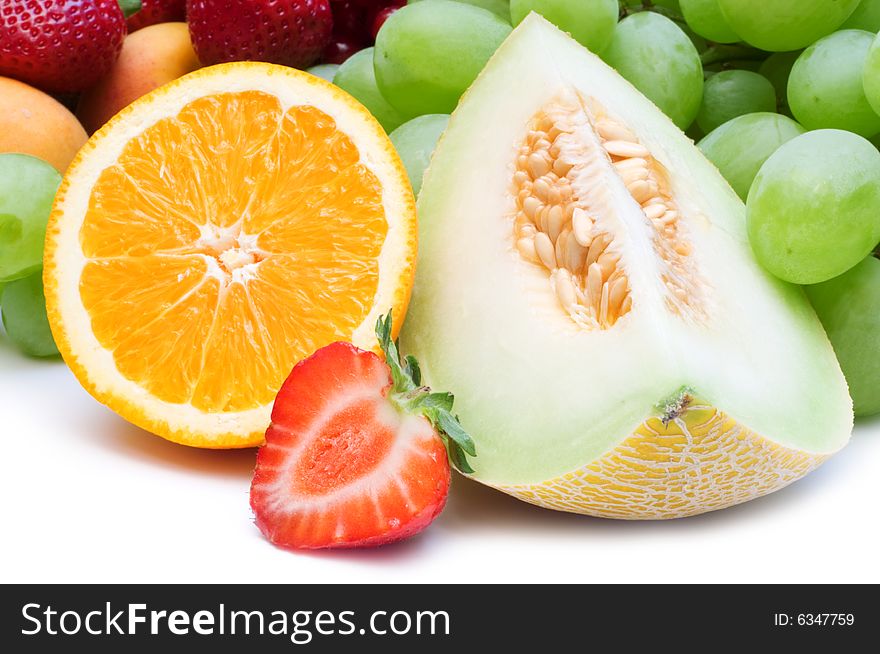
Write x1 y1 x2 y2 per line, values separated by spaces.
400 14 853 519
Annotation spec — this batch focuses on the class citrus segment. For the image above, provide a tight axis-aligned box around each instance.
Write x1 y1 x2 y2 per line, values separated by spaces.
45 63 416 447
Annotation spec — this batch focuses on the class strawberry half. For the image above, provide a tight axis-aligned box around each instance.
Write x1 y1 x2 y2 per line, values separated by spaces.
250 314 475 550
186 0 333 69
0 0 128 94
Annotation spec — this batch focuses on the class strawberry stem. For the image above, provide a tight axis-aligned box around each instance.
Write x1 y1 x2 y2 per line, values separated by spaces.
376 312 476 474
117 0 142 20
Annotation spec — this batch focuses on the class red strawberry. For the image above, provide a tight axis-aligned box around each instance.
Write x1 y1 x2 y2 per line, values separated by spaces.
186 0 333 69
0 0 127 94
127 0 186 32
370 2 404 41
250 314 475 550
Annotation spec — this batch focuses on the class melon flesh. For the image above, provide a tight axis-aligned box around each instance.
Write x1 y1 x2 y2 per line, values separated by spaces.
400 14 852 519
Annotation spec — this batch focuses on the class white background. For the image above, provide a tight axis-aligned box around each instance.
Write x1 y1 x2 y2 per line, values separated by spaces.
2 334 878 584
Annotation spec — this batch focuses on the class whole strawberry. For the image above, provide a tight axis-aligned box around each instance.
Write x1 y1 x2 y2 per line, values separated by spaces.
0 0 127 94
187 0 333 69
127 0 186 32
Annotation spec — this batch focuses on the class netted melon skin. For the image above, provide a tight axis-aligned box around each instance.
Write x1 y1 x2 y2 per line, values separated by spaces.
493 402 829 519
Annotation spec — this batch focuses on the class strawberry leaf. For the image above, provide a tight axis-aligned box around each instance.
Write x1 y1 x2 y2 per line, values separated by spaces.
408 391 454 413
404 354 421 386
376 312 476 473
446 440 475 475
376 311 415 393
437 411 477 457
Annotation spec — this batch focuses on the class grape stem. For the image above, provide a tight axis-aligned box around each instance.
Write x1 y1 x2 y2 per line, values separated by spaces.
700 44 767 66
619 2 684 23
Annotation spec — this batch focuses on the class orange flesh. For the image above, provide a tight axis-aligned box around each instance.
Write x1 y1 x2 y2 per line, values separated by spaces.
79 91 387 412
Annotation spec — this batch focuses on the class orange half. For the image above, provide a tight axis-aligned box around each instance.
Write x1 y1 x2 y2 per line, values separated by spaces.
44 63 417 448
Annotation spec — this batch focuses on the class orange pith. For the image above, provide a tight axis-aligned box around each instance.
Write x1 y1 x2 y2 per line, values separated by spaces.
80 91 386 413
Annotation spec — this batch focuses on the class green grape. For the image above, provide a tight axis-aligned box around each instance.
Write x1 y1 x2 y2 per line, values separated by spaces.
717 0 861 51
747 129 880 284
0 271 58 358
0 153 61 283
842 0 880 31
788 30 880 139
333 48 407 133
864 32 880 117
305 64 340 83
698 112 804 200
510 0 618 53
389 114 450 195
806 255 880 417
695 70 775 134
407 0 511 21
602 12 703 129
680 0 739 43
375 1 512 117
758 50 800 112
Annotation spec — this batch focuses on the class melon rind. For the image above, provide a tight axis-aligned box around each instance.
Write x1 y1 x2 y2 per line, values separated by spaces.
400 14 852 518
495 398 828 519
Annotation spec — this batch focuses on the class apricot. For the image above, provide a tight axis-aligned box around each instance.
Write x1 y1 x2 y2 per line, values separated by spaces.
77 23 200 135
0 77 88 174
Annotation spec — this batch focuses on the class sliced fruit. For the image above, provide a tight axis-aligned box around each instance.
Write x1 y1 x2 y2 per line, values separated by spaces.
44 62 416 448
400 15 852 519
250 314 474 549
